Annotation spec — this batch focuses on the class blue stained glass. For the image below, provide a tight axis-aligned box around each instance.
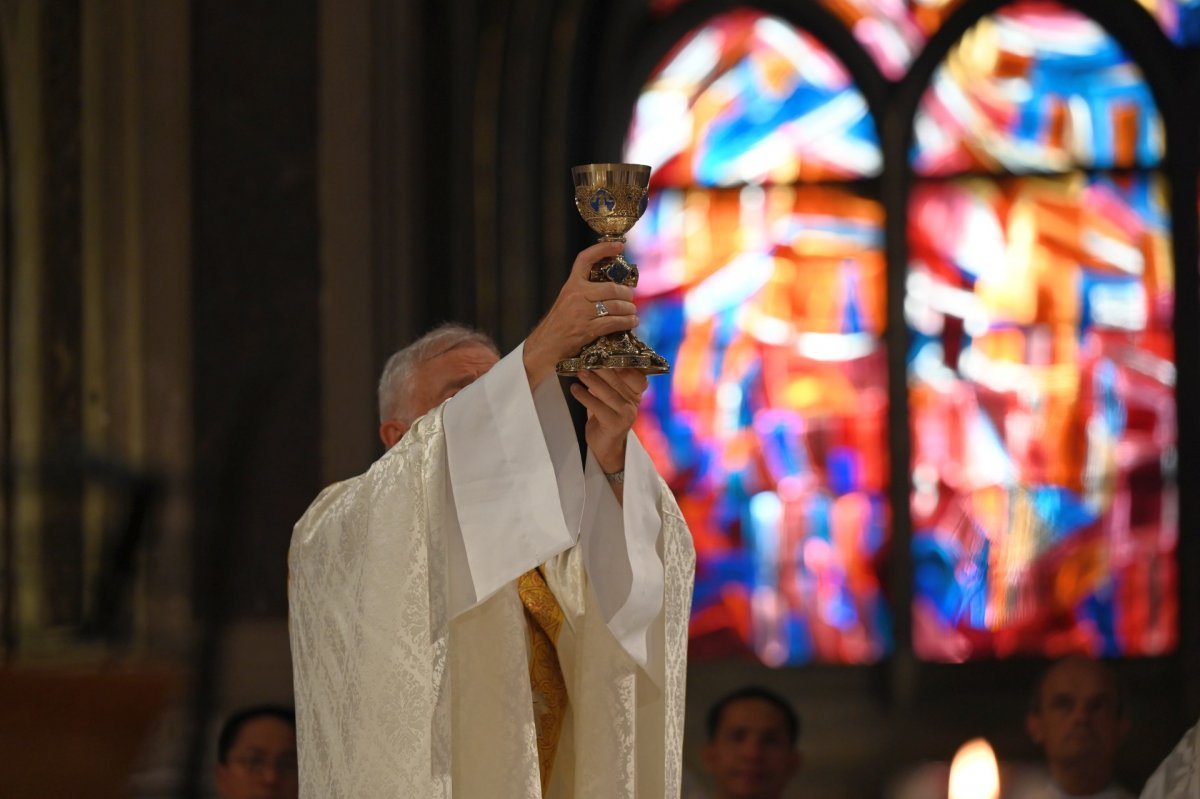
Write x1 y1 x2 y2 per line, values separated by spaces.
695 63 878 185
1028 486 1101 541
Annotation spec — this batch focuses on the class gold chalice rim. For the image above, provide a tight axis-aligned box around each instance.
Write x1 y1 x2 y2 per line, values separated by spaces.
571 163 651 187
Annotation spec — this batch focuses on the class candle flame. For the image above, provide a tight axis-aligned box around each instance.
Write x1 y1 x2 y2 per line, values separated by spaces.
948 737 1000 799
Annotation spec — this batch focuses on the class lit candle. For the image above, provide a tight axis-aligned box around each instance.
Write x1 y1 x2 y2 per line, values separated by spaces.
948 737 1000 799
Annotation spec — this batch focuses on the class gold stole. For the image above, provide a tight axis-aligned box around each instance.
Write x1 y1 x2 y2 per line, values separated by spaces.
517 567 568 794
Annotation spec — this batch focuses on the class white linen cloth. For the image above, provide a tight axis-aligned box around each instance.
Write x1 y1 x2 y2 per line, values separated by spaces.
289 344 695 797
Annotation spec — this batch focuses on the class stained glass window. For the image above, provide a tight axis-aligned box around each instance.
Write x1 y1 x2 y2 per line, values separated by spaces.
631 0 1185 666
911 5 1163 176
624 9 892 665
907 2 1177 661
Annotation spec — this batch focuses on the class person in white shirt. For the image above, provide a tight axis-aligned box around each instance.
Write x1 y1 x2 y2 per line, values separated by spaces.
288 241 695 798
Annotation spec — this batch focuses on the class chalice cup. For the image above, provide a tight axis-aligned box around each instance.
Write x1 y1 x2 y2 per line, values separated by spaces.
555 163 671 376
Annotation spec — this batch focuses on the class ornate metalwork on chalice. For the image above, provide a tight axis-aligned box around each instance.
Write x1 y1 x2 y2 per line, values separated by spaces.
555 163 671 376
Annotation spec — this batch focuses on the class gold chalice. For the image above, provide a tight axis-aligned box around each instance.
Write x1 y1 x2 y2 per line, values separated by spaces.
555 163 671 376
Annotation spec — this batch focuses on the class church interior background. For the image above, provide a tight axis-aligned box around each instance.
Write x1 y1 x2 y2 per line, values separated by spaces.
1 0 1198 796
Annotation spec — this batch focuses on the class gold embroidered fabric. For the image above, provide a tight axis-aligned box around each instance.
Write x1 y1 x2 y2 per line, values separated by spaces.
518 567 568 793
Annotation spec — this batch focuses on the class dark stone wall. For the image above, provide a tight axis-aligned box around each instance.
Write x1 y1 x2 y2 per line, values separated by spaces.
191 2 319 620
39 0 84 627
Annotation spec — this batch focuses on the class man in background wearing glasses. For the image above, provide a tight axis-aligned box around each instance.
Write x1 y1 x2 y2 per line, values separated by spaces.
215 705 298 799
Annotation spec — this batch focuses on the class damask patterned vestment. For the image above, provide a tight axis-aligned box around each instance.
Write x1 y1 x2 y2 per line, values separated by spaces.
289 345 695 798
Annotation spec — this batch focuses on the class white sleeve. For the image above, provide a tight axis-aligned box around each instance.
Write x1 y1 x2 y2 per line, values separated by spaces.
578 433 664 671
442 343 579 609
442 341 666 669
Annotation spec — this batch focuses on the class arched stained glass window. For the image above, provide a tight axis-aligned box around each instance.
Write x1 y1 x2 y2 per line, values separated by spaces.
624 9 892 665
911 6 1164 175
627 0 1189 668
906 2 1178 661
627 11 881 184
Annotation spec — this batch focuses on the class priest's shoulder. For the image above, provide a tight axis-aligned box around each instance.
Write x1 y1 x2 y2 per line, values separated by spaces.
294 404 448 525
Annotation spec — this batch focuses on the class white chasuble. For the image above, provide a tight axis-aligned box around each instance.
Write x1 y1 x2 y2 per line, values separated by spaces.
288 344 695 798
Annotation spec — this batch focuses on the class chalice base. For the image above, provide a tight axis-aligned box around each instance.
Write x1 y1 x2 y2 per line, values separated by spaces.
556 332 670 376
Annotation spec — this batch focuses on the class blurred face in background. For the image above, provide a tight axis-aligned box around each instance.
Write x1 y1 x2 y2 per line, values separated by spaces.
215 716 298 799
1027 657 1128 779
703 697 801 799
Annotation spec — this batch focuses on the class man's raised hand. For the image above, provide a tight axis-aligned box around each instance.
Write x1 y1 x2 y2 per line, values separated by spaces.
523 242 639 386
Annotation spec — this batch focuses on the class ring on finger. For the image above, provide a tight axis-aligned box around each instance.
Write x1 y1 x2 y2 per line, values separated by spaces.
594 300 610 317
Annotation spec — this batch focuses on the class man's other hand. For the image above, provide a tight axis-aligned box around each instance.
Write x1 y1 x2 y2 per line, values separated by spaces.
569 367 648 475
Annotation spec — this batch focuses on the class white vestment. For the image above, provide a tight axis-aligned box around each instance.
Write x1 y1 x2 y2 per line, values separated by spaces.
288 344 695 798
1140 720 1199 799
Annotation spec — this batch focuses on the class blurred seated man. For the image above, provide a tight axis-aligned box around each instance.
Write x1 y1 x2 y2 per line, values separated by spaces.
702 686 801 799
215 705 298 799
1015 655 1133 799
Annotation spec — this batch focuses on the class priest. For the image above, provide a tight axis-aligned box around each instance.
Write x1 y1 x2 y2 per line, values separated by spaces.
288 241 695 798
